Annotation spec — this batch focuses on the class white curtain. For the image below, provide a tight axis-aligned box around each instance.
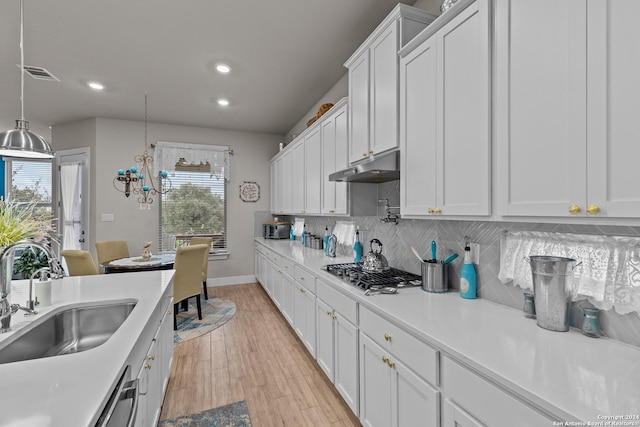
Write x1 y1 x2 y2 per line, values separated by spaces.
154 141 230 180
60 163 81 250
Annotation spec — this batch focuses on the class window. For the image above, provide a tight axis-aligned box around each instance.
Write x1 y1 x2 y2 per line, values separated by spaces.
155 142 230 256
3 158 52 212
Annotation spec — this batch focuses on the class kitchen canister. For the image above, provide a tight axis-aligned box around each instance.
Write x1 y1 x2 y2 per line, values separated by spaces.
528 256 577 332
581 307 601 338
421 261 449 293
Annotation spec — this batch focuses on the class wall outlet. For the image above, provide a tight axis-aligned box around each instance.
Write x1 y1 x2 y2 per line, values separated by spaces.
469 243 480 265
101 213 114 222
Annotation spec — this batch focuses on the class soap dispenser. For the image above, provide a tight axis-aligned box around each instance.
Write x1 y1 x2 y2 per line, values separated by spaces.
301 224 307 246
323 226 330 253
459 241 477 299
353 227 363 263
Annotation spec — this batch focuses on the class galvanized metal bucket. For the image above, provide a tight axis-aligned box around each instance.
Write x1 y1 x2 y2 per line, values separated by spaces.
527 256 577 332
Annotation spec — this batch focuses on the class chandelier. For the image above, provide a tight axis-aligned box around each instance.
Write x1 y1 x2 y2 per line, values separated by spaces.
113 93 170 209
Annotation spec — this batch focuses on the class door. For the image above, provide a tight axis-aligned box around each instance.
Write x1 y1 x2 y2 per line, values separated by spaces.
587 0 640 217
392 357 440 427
360 333 391 427
437 0 491 215
304 127 322 215
496 0 587 216
321 102 349 215
400 33 438 217
57 148 90 251
335 314 358 416
349 51 370 164
316 298 335 381
370 21 400 156
442 399 485 427
290 140 305 214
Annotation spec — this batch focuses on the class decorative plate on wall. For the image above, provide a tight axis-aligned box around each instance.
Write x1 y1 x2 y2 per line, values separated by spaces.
239 181 260 202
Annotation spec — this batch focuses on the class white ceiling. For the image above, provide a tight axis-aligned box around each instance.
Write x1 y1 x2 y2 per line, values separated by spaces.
0 0 420 136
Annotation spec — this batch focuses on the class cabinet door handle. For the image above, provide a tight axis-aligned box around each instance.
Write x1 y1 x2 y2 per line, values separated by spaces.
145 363 152 369
384 333 391 341
368 150 374 155
149 355 156 361
381 355 389 363
300 277 304 281
569 205 582 215
327 310 332 316
332 315 337 320
428 208 434 214
434 208 442 214
587 204 601 215
329 210 335 213
387 360 395 368
362 151 367 157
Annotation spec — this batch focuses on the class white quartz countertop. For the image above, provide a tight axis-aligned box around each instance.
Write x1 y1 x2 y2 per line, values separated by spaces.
0 270 174 427
257 238 640 423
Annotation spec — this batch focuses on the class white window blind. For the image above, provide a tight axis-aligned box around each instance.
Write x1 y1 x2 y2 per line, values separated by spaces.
155 143 229 255
4 159 52 210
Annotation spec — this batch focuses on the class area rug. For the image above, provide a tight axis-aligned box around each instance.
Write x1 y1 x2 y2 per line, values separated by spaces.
174 295 236 344
158 400 252 427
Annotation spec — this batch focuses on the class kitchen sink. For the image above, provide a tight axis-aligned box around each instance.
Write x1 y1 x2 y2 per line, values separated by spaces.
0 301 137 364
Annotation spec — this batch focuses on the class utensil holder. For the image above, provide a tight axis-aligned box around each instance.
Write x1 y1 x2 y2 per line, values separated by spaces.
421 261 449 293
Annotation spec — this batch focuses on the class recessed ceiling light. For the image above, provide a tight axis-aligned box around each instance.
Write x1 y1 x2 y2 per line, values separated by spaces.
88 82 104 90
216 63 232 74
217 98 230 107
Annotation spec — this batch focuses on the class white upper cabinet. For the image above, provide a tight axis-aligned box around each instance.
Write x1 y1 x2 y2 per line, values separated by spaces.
400 0 491 217
345 5 437 165
587 0 640 218
497 0 640 218
321 99 349 215
290 139 305 214
305 127 322 215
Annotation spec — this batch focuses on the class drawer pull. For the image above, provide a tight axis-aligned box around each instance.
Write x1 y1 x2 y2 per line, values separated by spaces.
384 333 391 341
569 204 581 215
300 277 304 281
332 315 337 320
145 363 152 370
387 360 396 368
587 204 601 215
382 356 389 363
327 310 332 316
149 355 156 361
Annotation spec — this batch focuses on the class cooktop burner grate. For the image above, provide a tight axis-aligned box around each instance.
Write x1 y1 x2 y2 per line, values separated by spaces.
322 262 422 290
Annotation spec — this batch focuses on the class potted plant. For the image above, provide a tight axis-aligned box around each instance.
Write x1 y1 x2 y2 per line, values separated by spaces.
0 199 55 279
13 247 50 279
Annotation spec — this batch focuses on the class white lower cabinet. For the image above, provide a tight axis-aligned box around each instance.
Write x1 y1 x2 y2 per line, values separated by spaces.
360 333 440 427
281 270 295 326
441 356 555 427
293 281 316 357
316 279 359 416
442 398 484 427
135 296 173 427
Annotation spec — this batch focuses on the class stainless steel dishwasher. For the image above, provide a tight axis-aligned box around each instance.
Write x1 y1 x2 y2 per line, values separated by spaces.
95 365 139 427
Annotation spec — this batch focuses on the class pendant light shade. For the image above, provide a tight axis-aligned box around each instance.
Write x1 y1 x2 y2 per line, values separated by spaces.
0 0 54 159
0 120 55 159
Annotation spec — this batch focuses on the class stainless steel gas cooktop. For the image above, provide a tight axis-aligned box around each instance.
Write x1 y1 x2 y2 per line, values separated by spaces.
322 262 422 291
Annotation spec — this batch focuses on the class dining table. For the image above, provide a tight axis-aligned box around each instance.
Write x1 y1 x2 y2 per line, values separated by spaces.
101 253 175 274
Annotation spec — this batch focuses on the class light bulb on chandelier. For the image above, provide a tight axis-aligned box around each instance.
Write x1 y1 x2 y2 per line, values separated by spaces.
113 93 171 209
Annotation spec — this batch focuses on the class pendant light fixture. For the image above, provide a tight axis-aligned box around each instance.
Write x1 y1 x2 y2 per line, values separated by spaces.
113 93 171 209
0 0 55 159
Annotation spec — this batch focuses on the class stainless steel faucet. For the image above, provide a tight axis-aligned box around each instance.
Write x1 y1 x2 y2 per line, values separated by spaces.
379 199 399 224
0 239 65 333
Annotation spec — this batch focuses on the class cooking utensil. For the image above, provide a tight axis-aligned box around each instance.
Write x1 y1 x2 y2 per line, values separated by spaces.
443 253 459 264
431 240 437 261
362 238 390 273
411 247 425 264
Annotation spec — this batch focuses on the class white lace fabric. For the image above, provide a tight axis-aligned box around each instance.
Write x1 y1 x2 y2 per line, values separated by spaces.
499 230 640 315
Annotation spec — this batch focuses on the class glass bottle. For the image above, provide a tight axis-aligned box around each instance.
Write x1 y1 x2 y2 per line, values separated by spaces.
523 292 536 319
581 308 601 338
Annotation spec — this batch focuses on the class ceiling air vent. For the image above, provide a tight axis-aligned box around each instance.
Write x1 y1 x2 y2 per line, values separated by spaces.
15 64 60 81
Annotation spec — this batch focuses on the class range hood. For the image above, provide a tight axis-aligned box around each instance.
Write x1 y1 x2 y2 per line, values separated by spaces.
329 151 400 183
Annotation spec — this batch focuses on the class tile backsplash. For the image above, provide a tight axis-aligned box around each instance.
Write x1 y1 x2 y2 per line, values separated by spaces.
256 210 640 348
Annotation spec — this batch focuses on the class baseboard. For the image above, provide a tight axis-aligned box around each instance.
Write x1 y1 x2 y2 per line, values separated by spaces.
206 275 257 287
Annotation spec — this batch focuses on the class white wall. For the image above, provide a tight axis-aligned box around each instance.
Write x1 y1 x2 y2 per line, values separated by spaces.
53 117 280 280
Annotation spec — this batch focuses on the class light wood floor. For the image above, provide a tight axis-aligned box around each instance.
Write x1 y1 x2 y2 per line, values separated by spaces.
159 282 361 427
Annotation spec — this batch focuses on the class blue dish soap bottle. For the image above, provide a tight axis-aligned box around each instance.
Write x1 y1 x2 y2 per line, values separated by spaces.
289 223 295 241
301 224 307 246
323 226 330 253
353 227 363 263
460 244 477 299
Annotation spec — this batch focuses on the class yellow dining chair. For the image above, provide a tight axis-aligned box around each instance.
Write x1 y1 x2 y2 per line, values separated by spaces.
95 240 130 273
61 250 98 276
173 244 209 330
189 236 212 300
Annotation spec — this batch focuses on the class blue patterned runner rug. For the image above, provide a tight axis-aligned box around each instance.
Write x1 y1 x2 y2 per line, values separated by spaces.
158 400 252 427
174 295 236 344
